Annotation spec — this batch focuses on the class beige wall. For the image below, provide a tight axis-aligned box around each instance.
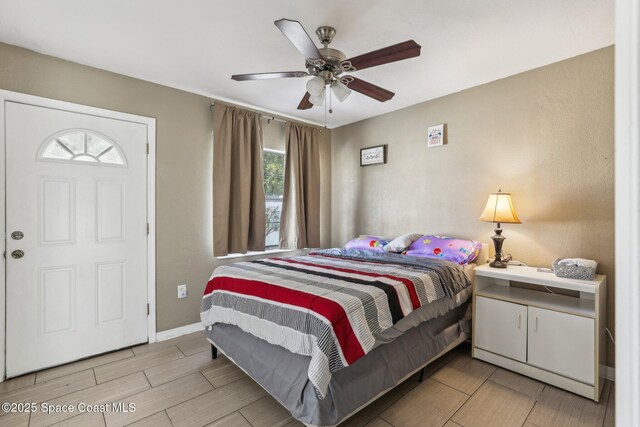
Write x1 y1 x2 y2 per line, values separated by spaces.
331 46 615 364
0 40 614 363
0 42 331 332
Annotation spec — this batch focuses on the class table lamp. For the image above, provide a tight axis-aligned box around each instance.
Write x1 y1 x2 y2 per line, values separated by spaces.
479 190 521 268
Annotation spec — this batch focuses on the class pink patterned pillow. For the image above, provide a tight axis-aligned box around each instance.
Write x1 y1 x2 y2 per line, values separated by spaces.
406 235 482 265
344 236 389 252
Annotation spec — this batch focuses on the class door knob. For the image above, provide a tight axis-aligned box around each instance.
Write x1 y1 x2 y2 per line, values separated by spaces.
11 231 24 240
11 250 24 259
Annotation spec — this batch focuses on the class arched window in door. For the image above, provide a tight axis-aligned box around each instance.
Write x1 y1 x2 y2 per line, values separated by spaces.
39 130 127 167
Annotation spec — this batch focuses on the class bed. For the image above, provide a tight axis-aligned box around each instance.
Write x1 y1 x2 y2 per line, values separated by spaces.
201 245 488 427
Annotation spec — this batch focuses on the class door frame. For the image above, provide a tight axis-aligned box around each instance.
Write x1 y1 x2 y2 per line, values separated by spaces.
0 90 157 380
616 0 640 424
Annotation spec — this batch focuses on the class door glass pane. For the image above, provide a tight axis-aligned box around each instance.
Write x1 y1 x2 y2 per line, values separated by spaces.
74 154 99 162
39 131 127 167
42 141 73 160
86 133 113 156
57 133 85 154
98 148 124 165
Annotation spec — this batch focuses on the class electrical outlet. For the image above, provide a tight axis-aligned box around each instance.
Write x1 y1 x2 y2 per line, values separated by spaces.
177 284 188 299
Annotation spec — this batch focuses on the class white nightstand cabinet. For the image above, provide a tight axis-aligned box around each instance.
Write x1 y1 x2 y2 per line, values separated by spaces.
472 264 606 402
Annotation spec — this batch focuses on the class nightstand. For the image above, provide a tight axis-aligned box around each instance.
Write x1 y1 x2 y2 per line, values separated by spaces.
472 263 607 401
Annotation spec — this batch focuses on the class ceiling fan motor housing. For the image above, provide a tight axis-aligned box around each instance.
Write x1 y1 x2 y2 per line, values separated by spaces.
310 48 347 78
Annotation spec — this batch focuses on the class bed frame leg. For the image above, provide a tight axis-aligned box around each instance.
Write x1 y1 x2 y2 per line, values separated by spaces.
211 344 218 359
418 367 425 383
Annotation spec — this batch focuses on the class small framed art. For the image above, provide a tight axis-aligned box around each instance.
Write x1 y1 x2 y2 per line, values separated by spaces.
427 124 447 148
360 144 387 166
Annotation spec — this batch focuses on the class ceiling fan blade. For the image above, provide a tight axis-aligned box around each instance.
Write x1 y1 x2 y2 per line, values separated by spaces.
341 40 421 71
231 71 308 81
343 77 395 102
275 18 322 60
297 92 313 110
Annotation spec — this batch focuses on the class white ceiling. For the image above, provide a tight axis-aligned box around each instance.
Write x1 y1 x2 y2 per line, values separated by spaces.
0 0 613 128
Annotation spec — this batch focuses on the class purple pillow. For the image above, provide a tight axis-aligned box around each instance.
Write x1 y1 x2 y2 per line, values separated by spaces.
344 236 389 252
406 235 483 265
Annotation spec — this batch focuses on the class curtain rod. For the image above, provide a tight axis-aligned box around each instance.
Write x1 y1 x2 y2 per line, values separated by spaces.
209 102 323 131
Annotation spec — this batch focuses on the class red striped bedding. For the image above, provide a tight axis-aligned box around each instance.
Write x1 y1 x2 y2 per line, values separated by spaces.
200 248 470 397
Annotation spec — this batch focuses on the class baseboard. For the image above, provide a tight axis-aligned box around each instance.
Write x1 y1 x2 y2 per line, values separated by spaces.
155 322 203 342
605 365 615 382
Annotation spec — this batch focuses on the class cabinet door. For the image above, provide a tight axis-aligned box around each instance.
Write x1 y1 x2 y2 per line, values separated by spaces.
527 306 594 384
475 296 527 362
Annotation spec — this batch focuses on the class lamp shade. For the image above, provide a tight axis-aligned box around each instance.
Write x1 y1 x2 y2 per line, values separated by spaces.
331 80 351 102
306 76 325 96
479 191 521 224
309 88 325 106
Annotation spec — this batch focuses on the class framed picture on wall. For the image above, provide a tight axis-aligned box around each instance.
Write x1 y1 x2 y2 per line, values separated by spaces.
360 144 387 166
427 123 447 147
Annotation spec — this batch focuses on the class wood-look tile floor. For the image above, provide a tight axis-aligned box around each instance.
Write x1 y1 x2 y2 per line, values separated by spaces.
0 334 615 427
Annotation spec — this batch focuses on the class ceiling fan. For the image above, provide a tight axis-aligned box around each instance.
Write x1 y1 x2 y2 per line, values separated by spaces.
231 19 422 110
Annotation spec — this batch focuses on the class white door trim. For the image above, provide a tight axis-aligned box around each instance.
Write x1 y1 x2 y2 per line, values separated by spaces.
616 0 640 425
0 90 157 380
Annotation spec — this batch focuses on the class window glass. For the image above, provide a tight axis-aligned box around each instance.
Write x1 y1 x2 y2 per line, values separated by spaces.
86 133 113 156
39 131 126 166
74 154 99 163
263 150 285 249
98 147 125 165
57 133 85 154
42 140 72 160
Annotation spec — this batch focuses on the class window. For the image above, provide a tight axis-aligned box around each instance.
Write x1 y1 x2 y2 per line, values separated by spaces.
263 149 285 249
39 130 127 166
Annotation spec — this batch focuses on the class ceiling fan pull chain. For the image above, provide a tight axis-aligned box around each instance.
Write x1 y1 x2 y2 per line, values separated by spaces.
329 87 333 114
324 94 327 128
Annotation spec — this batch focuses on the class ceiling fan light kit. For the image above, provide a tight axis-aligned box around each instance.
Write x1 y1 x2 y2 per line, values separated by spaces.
332 80 351 102
306 76 325 96
309 91 326 106
231 18 422 112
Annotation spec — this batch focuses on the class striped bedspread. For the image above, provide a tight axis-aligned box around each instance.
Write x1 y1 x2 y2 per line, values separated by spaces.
200 248 470 397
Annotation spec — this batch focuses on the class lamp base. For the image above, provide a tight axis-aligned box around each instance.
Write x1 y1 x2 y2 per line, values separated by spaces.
489 259 508 268
489 226 508 269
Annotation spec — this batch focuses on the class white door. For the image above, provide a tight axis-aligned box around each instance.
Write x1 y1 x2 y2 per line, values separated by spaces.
475 296 528 362
5 101 149 377
527 306 594 384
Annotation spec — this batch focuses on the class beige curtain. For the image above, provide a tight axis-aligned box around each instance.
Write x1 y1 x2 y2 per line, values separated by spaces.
280 123 321 249
213 105 265 256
